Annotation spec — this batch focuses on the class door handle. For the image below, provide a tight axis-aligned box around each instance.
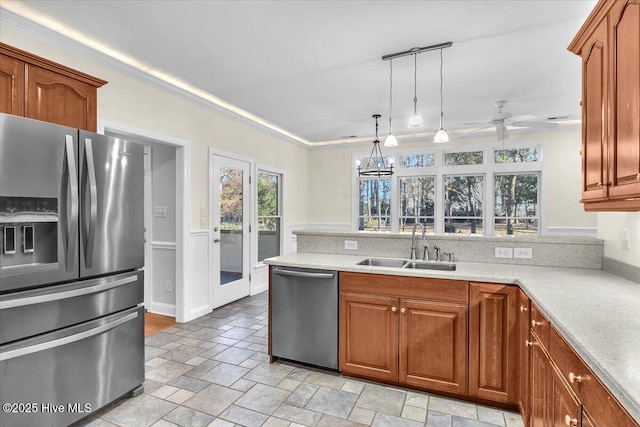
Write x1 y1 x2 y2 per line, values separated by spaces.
213 238 221 243
83 138 98 268
64 135 78 272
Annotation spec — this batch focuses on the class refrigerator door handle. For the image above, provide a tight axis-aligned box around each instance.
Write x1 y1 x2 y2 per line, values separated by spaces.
84 137 98 268
0 310 138 362
0 274 137 310
64 134 78 272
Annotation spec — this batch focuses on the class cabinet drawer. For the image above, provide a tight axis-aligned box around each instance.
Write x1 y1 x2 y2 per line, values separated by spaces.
530 304 549 350
340 272 468 303
549 326 638 427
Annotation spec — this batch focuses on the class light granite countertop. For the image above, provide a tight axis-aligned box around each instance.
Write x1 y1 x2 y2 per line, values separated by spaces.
265 252 640 423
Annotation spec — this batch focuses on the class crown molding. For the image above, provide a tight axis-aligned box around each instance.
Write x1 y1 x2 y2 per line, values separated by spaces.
0 6 310 150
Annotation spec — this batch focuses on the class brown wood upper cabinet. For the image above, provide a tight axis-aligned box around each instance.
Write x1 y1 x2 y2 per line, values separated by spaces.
568 0 640 211
469 282 519 405
0 43 107 131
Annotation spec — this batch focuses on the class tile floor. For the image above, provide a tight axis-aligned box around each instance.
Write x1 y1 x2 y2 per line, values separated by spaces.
77 292 525 427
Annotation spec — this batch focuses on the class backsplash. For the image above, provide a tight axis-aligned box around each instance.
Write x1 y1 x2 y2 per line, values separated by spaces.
294 230 604 269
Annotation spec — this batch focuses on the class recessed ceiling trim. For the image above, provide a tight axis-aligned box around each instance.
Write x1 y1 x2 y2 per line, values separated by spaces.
0 1 312 149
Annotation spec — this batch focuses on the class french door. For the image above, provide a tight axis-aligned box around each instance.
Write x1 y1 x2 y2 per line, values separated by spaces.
211 154 251 309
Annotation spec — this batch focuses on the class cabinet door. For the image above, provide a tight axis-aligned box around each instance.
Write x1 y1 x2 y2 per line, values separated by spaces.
609 0 640 199
339 293 398 382
530 338 551 427
24 64 97 131
469 283 519 404
0 54 24 115
518 290 532 424
551 364 581 427
581 18 609 201
399 299 467 395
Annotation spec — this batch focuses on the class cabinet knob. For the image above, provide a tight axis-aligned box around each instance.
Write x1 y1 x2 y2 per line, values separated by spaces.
391 306 397 313
598 182 604 188
520 305 528 312
531 320 542 328
636 173 640 181
400 308 406 314
525 340 534 347
568 372 583 383
565 415 578 426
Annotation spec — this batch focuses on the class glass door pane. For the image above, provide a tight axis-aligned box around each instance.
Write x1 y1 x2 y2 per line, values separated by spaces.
220 166 243 285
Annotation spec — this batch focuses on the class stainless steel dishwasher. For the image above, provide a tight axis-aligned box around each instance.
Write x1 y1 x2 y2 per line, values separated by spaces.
271 266 338 370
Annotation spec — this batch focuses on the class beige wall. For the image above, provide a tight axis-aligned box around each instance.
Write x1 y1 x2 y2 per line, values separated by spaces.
598 212 640 267
308 129 598 232
0 26 309 229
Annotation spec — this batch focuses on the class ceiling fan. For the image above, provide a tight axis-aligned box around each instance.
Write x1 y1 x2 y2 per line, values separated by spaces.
460 100 559 141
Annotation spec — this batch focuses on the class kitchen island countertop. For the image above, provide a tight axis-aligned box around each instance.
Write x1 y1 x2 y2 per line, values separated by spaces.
265 252 640 423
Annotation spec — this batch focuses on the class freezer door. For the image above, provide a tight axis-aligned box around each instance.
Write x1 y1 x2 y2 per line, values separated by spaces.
0 114 79 292
79 132 144 277
0 306 144 427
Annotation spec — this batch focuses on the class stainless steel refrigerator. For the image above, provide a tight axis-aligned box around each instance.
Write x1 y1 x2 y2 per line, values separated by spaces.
0 113 145 427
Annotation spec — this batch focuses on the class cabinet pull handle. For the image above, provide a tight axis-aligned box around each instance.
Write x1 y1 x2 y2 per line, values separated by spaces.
391 306 397 313
568 372 583 383
531 320 542 328
400 308 406 314
565 415 578 426
520 305 528 312
525 340 534 347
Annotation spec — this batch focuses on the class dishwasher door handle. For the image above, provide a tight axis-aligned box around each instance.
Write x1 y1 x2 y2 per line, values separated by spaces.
273 268 335 279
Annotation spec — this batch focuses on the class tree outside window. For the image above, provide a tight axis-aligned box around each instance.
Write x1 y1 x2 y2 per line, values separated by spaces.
358 178 391 231
444 175 484 234
399 176 435 232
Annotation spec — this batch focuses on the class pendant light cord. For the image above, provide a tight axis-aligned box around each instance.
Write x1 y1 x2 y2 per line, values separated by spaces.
413 54 418 115
388 59 393 133
439 48 444 128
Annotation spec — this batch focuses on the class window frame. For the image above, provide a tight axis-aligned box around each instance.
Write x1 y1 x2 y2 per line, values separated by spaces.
352 141 544 235
255 166 284 266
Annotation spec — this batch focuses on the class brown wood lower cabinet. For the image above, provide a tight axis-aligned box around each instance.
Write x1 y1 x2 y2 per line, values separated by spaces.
469 282 518 404
339 272 468 396
518 289 532 424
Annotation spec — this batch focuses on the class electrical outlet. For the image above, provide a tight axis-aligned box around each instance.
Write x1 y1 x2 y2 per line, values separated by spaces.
495 247 513 259
165 280 172 292
514 247 533 259
153 206 168 218
622 228 631 250
344 240 358 250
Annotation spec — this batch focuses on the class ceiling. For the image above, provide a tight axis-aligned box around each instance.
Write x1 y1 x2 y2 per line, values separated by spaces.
3 0 597 146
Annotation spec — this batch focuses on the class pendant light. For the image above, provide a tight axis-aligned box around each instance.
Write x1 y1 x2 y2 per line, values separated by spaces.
408 53 423 128
358 114 394 177
384 59 398 147
434 47 449 143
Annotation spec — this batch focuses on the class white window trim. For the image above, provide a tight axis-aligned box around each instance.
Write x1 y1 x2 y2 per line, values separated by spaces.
255 164 285 267
352 140 544 235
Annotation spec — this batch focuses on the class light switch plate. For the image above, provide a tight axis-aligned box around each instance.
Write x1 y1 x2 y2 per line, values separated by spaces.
514 247 533 259
622 228 631 249
344 240 358 250
495 247 513 259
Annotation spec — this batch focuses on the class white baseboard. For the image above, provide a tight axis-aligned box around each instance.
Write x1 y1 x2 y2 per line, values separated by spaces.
148 302 176 317
188 304 211 321
251 283 268 295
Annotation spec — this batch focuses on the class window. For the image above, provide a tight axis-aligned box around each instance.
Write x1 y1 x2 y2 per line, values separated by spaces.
399 176 435 232
358 178 391 231
257 171 281 262
354 144 543 235
444 175 484 234
494 173 539 236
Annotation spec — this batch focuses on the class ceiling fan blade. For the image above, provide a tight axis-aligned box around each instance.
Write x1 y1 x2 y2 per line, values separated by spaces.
511 120 559 129
461 122 489 125
508 114 538 123
453 124 493 139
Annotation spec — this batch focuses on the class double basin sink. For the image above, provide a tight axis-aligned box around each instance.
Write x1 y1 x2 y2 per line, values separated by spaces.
357 257 456 271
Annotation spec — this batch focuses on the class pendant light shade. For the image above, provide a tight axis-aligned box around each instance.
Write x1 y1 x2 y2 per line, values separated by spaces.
408 53 422 128
434 47 449 143
384 134 398 147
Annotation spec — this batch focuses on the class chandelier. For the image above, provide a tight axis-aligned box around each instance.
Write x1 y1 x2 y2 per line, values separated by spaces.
357 114 394 177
